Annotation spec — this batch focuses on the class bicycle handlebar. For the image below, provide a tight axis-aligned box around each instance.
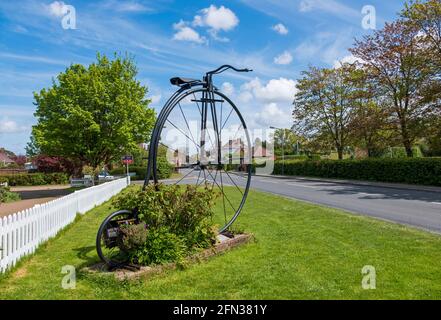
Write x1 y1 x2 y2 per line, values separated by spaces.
206 65 253 75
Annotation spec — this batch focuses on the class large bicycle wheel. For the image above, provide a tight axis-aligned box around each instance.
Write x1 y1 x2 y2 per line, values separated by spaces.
96 210 137 267
150 88 252 233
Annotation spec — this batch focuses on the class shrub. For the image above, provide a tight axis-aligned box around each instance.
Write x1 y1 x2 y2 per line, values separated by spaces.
118 223 148 252
0 186 20 204
109 162 173 181
277 155 310 161
0 173 70 186
130 226 187 266
113 184 219 266
272 158 441 186
33 155 76 174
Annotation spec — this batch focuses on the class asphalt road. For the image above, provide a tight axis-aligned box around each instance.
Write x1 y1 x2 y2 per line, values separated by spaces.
138 170 441 234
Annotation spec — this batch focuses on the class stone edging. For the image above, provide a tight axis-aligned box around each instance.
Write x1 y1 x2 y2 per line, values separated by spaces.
83 233 254 281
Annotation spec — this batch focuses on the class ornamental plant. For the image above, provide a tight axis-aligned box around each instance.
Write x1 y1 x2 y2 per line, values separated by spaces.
112 184 219 265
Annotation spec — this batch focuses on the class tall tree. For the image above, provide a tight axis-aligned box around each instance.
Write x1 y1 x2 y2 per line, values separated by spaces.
350 20 434 157
402 0 441 56
31 53 156 172
346 67 390 157
293 65 356 160
402 0 441 153
272 129 304 156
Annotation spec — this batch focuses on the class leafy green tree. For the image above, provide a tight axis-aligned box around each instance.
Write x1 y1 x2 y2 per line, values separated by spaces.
402 0 441 154
271 129 304 156
293 65 357 160
25 136 41 157
31 53 155 172
350 20 435 157
402 0 441 57
346 68 390 157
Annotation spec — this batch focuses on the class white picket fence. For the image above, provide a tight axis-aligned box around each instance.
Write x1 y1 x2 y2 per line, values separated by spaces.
0 177 130 273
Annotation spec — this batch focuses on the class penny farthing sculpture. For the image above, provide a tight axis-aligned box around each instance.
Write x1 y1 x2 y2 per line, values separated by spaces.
96 65 253 267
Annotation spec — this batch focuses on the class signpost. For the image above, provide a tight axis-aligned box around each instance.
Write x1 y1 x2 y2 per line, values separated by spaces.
121 155 133 183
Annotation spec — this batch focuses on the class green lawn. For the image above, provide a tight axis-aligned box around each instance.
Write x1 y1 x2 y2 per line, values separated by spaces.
1 186 441 299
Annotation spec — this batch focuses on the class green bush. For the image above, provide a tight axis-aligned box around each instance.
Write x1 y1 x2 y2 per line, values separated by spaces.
0 186 21 203
0 173 69 186
131 226 187 266
112 184 218 265
118 223 148 252
278 155 310 161
272 158 441 186
109 160 173 180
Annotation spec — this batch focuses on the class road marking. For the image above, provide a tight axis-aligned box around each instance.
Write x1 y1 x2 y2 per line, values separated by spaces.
358 192 383 197
286 182 317 189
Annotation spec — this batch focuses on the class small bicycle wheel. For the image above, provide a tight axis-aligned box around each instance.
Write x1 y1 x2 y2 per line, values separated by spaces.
96 210 137 267
150 87 252 233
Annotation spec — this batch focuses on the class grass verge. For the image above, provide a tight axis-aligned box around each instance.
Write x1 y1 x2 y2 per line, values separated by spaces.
0 186 440 299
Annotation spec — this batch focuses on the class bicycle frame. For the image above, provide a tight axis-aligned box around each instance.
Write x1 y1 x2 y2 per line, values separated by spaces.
143 65 252 190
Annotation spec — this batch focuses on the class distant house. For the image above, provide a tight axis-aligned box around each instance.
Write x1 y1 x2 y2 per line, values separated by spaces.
0 152 15 166
252 145 274 164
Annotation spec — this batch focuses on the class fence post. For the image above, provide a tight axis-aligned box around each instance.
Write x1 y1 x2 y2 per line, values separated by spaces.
0 178 128 273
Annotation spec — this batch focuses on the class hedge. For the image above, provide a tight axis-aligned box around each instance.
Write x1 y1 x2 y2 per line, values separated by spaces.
110 161 173 181
271 158 441 186
0 173 70 186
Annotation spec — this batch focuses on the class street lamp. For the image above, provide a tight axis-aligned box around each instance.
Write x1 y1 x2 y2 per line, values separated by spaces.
270 126 285 176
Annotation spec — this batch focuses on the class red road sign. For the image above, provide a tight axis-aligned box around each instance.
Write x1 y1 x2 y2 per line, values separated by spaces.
122 155 133 165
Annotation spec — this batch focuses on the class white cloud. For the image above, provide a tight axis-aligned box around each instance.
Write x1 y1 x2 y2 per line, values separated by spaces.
187 5 239 42
333 54 364 68
0 119 27 134
47 1 68 17
294 31 353 66
274 51 293 65
150 94 162 104
298 0 360 19
241 77 297 103
173 20 206 44
96 0 152 12
272 23 288 35
299 0 314 12
113 1 150 12
226 77 298 129
255 103 290 128
193 5 239 31
221 82 235 96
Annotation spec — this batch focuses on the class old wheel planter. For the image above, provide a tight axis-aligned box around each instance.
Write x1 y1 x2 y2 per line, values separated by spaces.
96 66 254 269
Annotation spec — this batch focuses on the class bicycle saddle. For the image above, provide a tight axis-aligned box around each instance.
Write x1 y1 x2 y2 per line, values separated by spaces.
170 77 199 86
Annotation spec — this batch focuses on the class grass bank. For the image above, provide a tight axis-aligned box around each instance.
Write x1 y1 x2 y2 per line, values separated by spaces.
0 186 440 299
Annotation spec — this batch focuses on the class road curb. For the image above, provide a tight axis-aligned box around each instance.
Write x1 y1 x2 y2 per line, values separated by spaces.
253 174 441 194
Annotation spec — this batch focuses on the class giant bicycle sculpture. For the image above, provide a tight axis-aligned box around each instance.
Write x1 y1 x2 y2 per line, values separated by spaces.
96 65 253 267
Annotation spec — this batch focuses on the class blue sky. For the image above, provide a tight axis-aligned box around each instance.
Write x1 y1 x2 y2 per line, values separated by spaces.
0 0 406 154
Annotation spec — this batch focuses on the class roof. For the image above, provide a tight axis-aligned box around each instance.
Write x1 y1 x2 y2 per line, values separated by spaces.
0 152 15 163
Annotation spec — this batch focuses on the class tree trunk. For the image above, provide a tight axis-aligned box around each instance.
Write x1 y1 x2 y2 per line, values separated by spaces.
403 139 413 157
337 146 344 160
399 120 413 157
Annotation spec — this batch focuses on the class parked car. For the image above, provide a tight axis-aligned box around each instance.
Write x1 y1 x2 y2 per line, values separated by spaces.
98 171 115 180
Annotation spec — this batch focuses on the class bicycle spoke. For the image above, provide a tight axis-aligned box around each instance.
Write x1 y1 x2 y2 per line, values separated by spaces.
220 170 227 224
166 119 200 150
173 168 196 185
206 166 218 191
196 169 202 186
193 92 216 152
193 92 202 116
221 107 234 130
226 170 247 178
223 169 244 196
205 168 236 212
178 102 197 147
